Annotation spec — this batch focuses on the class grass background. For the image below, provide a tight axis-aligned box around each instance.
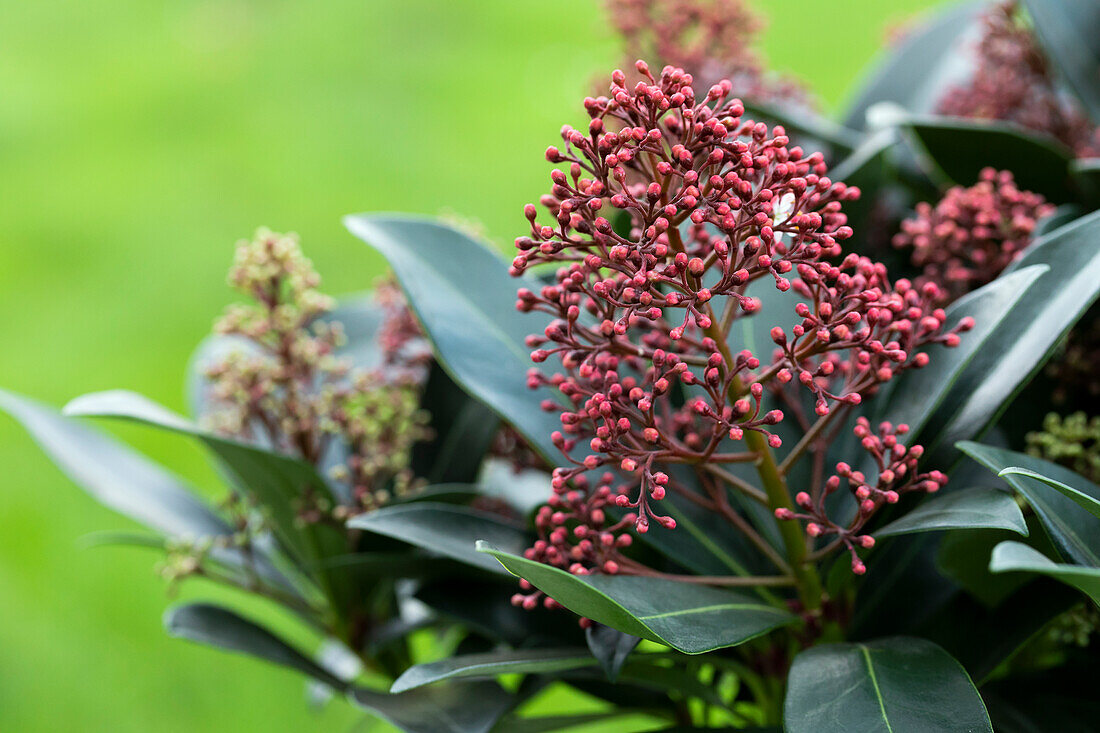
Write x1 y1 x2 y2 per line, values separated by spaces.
0 1 943 729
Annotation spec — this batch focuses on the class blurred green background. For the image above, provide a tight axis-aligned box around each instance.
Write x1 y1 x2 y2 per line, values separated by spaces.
0 1 943 729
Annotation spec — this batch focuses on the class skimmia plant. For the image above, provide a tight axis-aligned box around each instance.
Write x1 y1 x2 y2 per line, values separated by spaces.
4 0 1100 731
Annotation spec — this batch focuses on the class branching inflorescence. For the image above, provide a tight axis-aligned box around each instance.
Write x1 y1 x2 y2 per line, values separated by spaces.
204 229 430 516
892 168 1054 304
937 1 1100 157
510 63 972 611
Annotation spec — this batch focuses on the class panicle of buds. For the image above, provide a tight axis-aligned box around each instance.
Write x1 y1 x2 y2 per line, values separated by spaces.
937 1 1100 157
511 64 971 581
892 168 1054 304
604 0 811 108
204 229 429 515
774 418 947 574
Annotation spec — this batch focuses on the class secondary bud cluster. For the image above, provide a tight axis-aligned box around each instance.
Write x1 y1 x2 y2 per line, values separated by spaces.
774 418 947 574
512 64 970 580
204 229 429 515
937 1 1100 157
892 168 1053 304
1027 412 1100 484
604 0 810 108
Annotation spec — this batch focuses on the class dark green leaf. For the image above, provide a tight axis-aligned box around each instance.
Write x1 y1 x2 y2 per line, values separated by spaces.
165 603 346 688
1021 0 1100 123
922 212 1100 466
983 660 1100 733
841 1 987 129
344 215 559 460
0 388 231 538
740 99 858 153
478 543 796 654
784 637 992 733
391 648 596 693
349 502 529 575
874 267 1044 439
167 603 516 733
492 712 645 733
63 390 348 600
904 117 1077 201
412 363 499 484
937 529 1031 607
998 467 1100 519
958 442 1100 566
873 487 1027 538
351 683 515 733
990 541 1100 605
585 623 640 682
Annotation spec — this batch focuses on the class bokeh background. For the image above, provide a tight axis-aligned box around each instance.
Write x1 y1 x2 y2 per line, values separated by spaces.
0 1 944 729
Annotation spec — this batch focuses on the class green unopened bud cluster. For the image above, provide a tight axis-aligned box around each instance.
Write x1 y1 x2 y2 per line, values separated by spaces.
204 228 430 517
1026 412 1100 483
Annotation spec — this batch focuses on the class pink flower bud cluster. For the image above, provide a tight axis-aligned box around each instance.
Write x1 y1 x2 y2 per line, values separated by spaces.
937 1 1100 157
604 0 811 109
774 418 947 574
511 64 972 580
513 471 636 610
892 168 1054 304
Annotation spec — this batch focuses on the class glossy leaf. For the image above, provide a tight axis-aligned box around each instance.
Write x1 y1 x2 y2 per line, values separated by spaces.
349 502 529 575
922 212 1100 465
841 1 986 128
168 603 513 733
412 363 499 484
904 117 1077 201
63 390 348 600
478 543 796 654
740 99 858 152
165 603 346 689
351 683 515 733
0 388 231 539
1022 0 1100 123
958 442 1100 566
585 623 640 682
344 215 559 460
874 267 1044 439
990 541 1100 606
873 488 1027 538
784 637 992 733
391 648 596 693
998 467 1100 519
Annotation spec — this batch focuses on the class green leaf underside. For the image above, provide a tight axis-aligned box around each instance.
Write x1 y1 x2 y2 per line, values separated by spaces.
167 603 514 733
998 468 1100 519
391 647 596 693
0 388 231 538
784 637 992 733
958 442 1100 567
873 487 1028 538
905 117 1076 201
344 214 560 461
875 267 1045 441
477 543 795 655
924 211 1100 464
62 389 349 601
841 1 986 128
348 502 529 575
1022 0 1100 123
990 542 1100 607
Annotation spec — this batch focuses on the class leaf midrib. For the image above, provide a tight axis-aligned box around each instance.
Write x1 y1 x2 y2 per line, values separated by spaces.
858 644 894 733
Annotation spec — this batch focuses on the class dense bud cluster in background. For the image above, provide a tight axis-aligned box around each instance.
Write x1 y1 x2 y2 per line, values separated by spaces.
1027 412 1100 483
604 0 811 109
511 62 972 593
938 1 1100 157
204 229 430 515
891 168 1053 304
